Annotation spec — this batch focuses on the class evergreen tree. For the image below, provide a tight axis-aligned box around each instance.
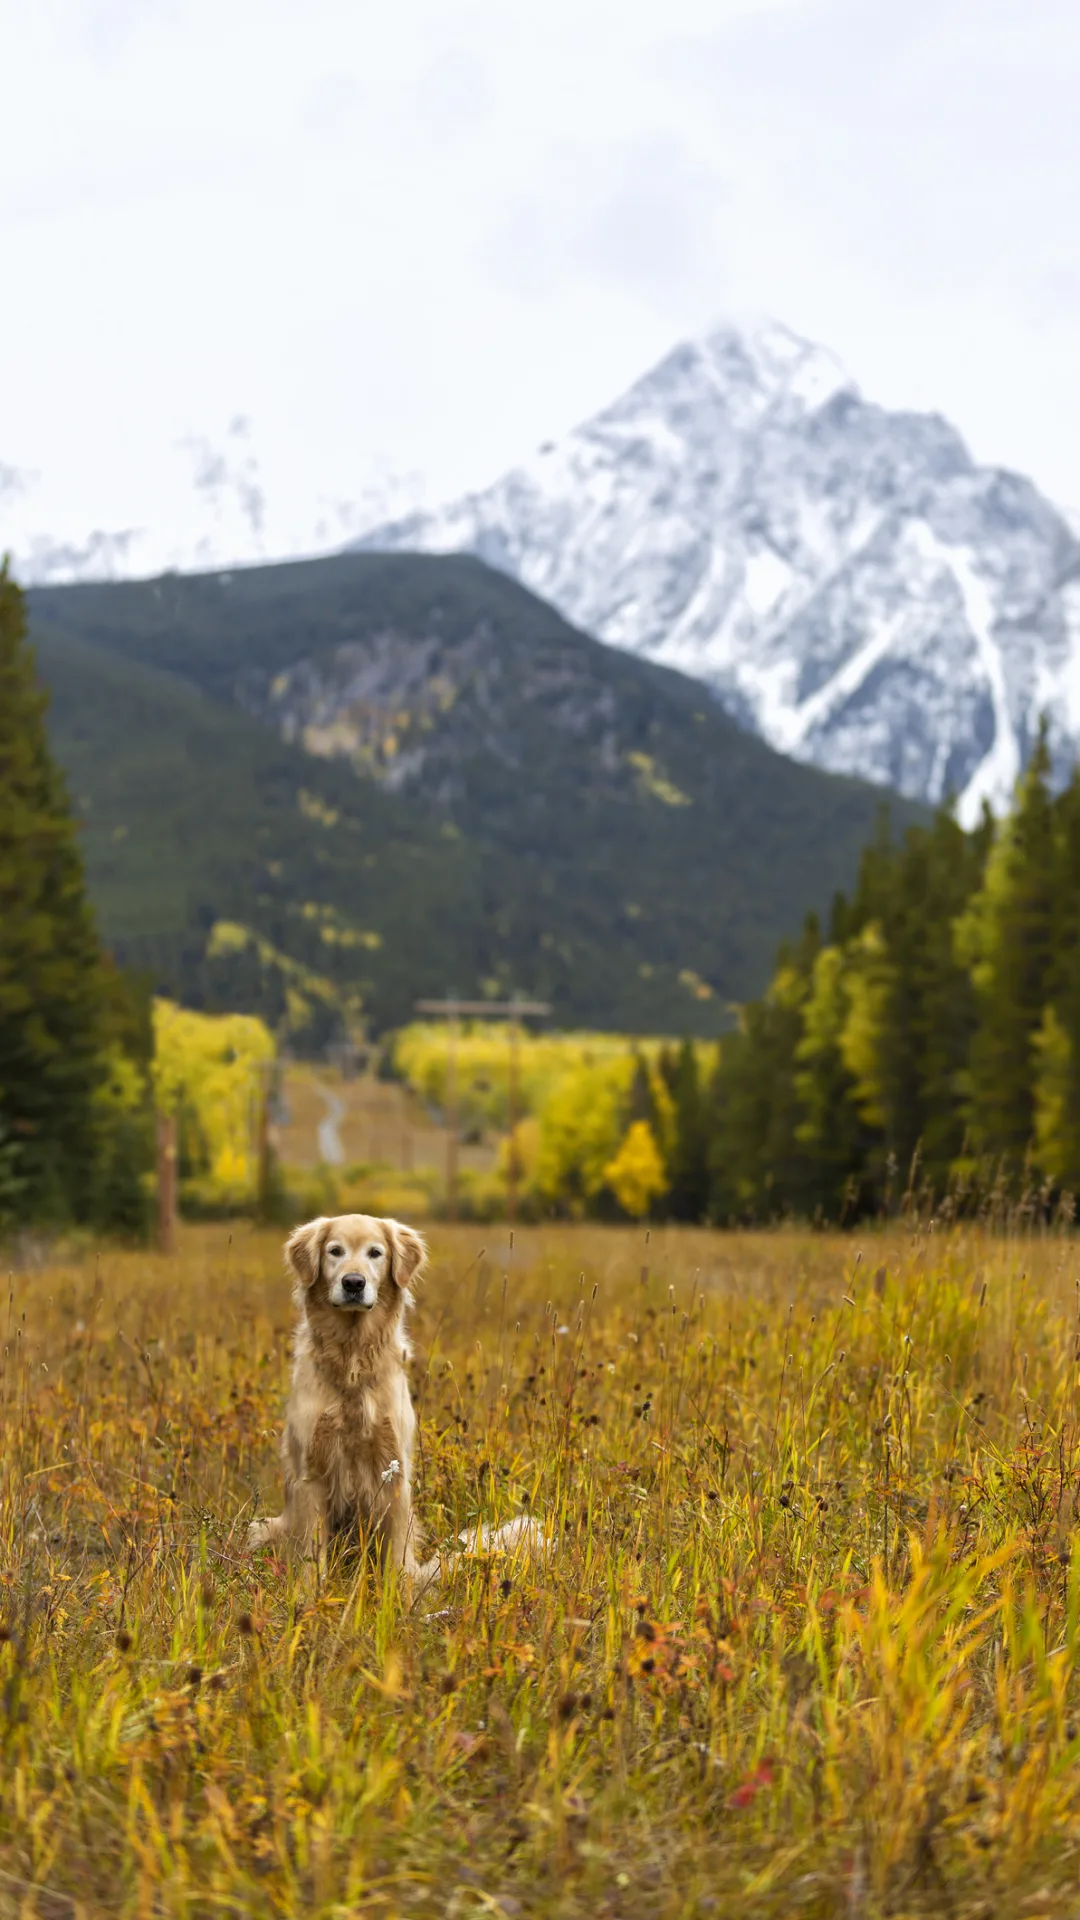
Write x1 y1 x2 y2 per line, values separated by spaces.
957 730 1058 1166
708 805 1001 1222
627 1049 659 1130
664 1039 711 1222
0 564 136 1224
839 807 986 1197
887 809 987 1190
1032 771 1080 1192
697 750 1080 1224
709 916 821 1222
0 1118 25 1229
88 961 155 1235
794 942 870 1218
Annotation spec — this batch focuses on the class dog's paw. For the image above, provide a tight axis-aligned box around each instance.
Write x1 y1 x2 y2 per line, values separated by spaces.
458 1515 547 1556
247 1518 275 1551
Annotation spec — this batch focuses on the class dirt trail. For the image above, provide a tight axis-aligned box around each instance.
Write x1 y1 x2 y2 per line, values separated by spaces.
314 1083 347 1166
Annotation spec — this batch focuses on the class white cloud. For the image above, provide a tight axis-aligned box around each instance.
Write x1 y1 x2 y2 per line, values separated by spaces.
486 132 730 310
1 0 1079 575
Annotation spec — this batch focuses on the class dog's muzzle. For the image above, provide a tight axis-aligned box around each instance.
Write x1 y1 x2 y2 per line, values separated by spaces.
339 1273 375 1309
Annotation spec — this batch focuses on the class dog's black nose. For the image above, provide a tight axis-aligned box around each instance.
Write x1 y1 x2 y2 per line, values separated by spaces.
341 1273 369 1302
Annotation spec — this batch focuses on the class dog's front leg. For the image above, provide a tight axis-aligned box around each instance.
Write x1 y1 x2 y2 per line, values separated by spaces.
370 1465 422 1575
248 1472 325 1557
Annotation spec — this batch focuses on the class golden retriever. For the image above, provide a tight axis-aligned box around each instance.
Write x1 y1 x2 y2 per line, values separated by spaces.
248 1213 540 1585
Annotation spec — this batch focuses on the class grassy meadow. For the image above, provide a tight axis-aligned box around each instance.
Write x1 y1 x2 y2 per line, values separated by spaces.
5 1219 1080 1917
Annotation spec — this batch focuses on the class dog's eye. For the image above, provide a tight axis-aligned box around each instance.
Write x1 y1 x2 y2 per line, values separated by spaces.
327 1243 344 1258
368 1246 384 1260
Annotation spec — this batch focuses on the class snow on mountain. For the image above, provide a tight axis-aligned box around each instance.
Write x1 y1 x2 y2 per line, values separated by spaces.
359 321 1080 823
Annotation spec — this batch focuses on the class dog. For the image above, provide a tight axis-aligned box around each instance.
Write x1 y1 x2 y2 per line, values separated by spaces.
247 1213 541 1587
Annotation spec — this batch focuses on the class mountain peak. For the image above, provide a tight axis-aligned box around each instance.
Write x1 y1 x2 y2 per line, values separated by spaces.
359 322 1080 823
698 318 856 415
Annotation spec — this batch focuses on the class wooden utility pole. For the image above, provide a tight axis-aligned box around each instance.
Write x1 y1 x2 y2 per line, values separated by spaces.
445 1006 459 1218
155 1110 178 1255
507 1021 521 1224
254 1060 275 1221
415 997 551 1219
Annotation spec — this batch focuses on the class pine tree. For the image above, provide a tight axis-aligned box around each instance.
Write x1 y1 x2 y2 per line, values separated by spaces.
665 1040 711 1222
1032 771 1080 1192
627 1049 658 1130
957 729 1058 1167
702 745 1080 1222
709 916 821 1222
0 565 116 1221
888 809 987 1190
794 943 869 1219
840 807 986 1198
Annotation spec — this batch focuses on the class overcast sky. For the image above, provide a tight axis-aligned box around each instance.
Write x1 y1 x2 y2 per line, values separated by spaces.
2 0 1079 573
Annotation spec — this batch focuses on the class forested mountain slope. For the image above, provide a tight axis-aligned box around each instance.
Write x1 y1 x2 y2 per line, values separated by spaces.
29 552 924 1039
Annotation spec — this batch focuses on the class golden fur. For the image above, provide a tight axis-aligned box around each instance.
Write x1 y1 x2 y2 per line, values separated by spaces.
249 1213 542 1587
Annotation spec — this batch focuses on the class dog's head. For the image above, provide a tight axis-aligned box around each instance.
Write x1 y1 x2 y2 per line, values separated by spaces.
284 1212 427 1318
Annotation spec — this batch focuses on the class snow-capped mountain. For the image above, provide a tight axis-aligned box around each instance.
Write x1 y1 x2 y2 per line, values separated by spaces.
358 322 1080 823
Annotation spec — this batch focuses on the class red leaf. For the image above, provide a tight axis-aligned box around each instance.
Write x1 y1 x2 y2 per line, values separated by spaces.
727 1759 777 1809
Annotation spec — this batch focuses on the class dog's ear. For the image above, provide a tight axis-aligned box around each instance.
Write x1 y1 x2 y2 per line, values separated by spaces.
285 1217 330 1290
384 1219 427 1290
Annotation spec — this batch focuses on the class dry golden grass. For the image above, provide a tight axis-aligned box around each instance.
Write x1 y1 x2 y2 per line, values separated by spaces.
5 1220 1080 1917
